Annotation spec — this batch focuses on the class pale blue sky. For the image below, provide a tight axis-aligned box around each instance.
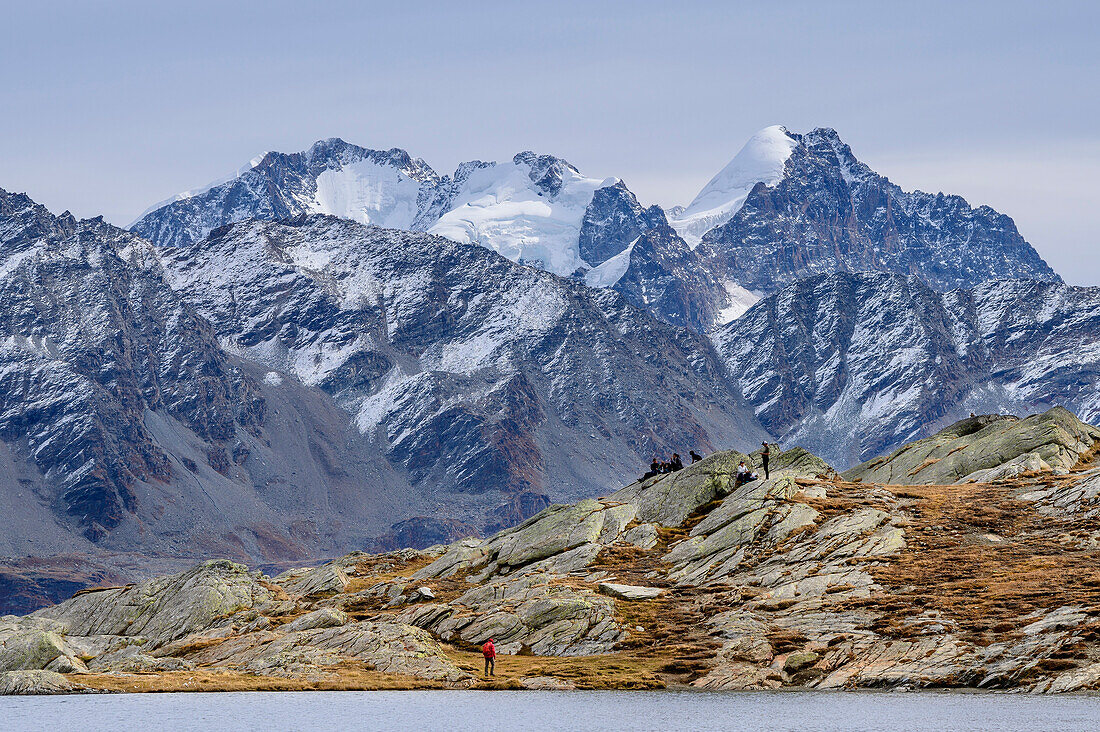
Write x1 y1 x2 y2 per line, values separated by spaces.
2 0 1097 283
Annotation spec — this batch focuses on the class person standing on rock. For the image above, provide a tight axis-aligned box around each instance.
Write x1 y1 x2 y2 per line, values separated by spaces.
761 441 773 480
482 638 496 676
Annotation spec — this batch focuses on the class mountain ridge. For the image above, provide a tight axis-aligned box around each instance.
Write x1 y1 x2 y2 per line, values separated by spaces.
133 126 1060 333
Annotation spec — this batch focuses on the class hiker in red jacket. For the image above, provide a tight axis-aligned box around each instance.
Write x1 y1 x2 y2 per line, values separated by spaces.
482 638 496 676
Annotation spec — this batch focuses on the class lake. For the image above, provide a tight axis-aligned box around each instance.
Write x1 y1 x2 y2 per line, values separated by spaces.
3 689 1099 731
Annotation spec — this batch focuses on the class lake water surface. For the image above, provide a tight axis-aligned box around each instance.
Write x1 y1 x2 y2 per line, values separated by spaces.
3 689 1099 731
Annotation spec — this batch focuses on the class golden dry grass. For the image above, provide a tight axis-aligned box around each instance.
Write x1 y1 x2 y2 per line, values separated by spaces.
444 648 666 689
857 480 1100 642
70 664 452 693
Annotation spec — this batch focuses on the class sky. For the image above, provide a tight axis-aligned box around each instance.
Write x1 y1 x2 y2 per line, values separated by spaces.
2 0 1097 283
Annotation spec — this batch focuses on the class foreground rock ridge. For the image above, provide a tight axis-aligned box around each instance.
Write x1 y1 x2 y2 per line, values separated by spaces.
5 407 1100 694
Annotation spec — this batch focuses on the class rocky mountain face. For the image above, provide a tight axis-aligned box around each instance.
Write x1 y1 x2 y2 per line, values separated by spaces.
6 408 1100 694
0 188 429 569
713 271 1100 466
0 190 771 613
130 139 447 249
128 139 757 333
156 214 767 520
0 188 258 543
694 127 1060 296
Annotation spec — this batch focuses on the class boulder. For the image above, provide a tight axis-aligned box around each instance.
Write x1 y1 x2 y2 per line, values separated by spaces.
32 560 273 649
282 608 348 632
783 651 821 673
413 538 489 580
0 618 74 671
0 670 79 695
489 500 606 567
620 523 659 549
845 408 1100 485
962 452 1051 483
750 447 838 482
411 587 436 601
276 562 349 596
610 451 748 527
597 583 663 601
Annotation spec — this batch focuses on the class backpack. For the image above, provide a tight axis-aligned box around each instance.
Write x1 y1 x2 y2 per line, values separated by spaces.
482 641 494 657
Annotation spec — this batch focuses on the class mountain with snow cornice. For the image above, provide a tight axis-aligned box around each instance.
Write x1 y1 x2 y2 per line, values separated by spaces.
669 125 799 248
713 271 1100 466
133 142 645 278
682 126 1060 296
131 139 448 248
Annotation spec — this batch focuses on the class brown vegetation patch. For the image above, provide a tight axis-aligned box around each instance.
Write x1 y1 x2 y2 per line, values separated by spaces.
861 480 1100 643
444 648 665 690
71 662 453 693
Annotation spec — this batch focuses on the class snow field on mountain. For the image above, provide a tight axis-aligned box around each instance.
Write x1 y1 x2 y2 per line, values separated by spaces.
312 159 427 230
715 281 760 325
669 125 797 248
584 241 635 288
429 161 617 277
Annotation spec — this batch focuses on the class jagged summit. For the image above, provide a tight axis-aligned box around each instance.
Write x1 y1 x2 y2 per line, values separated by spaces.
131 138 447 247
670 124 798 248
131 128 1064 333
691 126 1060 294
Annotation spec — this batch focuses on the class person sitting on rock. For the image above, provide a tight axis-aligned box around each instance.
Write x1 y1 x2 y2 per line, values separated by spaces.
670 453 684 471
482 637 496 677
690 450 703 463
735 460 757 487
642 458 661 480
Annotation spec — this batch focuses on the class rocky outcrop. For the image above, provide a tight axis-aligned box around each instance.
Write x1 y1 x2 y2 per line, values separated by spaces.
33 560 273 650
845 408 1100 485
404 572 623 657
5 412 1100 694
0 557 469 689
0 670 81 695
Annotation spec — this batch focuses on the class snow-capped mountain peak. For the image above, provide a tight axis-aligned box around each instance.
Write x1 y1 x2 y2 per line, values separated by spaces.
131 139 445 248
669 125 798 247
427 151 621 277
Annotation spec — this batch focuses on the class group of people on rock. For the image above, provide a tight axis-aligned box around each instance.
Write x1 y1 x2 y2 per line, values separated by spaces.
641 441 778 486
640 449 704 480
